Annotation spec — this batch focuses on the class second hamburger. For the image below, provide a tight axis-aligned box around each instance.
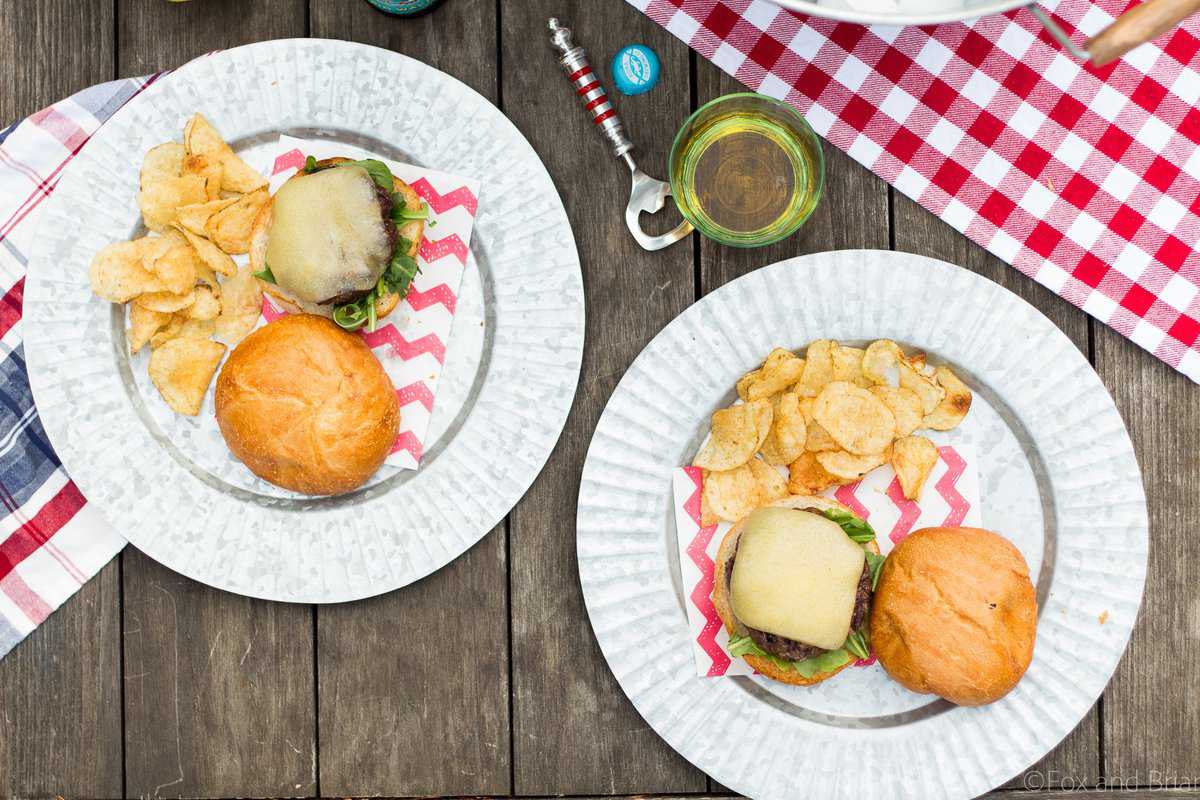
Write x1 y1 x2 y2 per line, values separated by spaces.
713 495 884 685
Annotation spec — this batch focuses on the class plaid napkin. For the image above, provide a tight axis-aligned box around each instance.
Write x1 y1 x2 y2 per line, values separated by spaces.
631 0 1200 382
0 76 160 659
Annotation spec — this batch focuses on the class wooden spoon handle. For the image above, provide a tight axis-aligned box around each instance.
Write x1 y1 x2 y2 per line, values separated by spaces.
1086 0 1200 66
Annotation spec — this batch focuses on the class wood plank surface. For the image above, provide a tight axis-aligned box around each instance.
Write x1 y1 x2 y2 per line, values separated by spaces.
122 548 316 798
306 3 510 796
114 3 315 798
0 3 121 798
1096 323 1200 783
890 194 1102 789
503 1 707 794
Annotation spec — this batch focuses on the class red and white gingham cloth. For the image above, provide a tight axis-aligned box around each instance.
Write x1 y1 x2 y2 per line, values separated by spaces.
631 0 1200 382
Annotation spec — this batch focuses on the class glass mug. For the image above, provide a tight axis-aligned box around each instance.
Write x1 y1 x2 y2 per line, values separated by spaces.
669 93 824 248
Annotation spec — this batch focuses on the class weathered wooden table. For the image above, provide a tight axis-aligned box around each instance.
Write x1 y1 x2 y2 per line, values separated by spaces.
0 1 1195 798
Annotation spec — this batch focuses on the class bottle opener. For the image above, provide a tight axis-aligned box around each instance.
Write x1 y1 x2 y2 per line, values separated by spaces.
548 18 693 252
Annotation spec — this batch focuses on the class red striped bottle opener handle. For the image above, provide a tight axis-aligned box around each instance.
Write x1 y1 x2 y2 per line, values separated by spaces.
549 17 691 251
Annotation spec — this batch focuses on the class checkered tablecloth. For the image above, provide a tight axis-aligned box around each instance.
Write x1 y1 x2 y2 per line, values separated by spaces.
0 77 160 659
631 0 1200 382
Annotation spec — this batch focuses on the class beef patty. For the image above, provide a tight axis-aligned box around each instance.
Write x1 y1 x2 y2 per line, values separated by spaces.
726 511 873 662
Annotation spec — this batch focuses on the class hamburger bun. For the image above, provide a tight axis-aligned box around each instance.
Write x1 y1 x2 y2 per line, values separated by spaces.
870 527 1037 706
712 495 879 686
214 314 400 495
249 156 423 319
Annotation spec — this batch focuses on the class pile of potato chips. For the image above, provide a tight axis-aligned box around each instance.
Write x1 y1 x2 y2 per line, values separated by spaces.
88 114 268 416
696 340 972 525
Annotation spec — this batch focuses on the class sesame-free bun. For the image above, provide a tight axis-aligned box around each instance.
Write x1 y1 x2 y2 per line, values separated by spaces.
712 495 878 686
214 314 400 495
870 527 1037 706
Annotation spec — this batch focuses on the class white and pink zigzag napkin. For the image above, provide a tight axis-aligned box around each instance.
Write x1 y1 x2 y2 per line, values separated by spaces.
263 136 480 470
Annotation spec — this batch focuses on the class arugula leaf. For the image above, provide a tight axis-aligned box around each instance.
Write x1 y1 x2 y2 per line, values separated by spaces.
332 299 369 331
392 198 430 222
303 155 318 174
864 550 886 590
253 265 276 284
342 158 394 191
842 628 870 661
822 508 876 544
383 239 420 299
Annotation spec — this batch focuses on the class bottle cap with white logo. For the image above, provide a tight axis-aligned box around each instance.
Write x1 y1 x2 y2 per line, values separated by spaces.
611 44 660 96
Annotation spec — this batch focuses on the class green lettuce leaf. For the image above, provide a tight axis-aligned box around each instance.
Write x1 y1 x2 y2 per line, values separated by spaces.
842 628 870 660
864 550 886 590
822 508 876 543
727 633 856 678
253 265 276 284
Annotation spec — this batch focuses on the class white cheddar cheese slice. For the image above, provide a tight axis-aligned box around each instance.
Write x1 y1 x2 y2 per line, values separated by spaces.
730 507 864 650
266 165 393 304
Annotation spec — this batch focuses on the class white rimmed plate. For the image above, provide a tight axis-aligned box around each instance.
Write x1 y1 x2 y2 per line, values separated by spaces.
25 39 584 603
577 250 1146 800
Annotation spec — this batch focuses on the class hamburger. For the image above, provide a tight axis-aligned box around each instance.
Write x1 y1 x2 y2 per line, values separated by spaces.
870 526 1037 706
215 314 401 495
249 156 427 332
713 495 884 685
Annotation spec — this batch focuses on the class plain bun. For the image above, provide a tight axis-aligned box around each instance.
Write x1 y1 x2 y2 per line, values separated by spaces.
712 495 878 686
215 314 399 495
870 527 1037 706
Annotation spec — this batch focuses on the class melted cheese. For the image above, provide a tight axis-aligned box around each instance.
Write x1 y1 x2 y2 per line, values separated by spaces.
265 165 392 304
730 507 864 650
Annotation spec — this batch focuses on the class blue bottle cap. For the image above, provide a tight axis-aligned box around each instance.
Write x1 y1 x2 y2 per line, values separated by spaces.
612 44 660 96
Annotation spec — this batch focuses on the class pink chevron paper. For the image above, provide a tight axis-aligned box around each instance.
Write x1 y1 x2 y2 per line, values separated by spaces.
672 444 980 678
262 135 480 471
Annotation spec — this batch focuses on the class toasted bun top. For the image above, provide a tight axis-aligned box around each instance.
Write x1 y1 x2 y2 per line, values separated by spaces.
214 314 400 496
712 495 877 687
869 526 1037 706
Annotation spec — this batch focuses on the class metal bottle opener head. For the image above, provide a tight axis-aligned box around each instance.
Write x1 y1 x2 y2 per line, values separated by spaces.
548 18 692 251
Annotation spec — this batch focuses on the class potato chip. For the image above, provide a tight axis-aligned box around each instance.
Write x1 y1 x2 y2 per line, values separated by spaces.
181 153 224 200
869 385 923 438
701 462 762 524
148 337 226 416
862 339 904 386
891 435 938 500
140 142 184 188
134 289 196 314
183 113 267 193
748 458 788 503
787 451 840 495
831 345 871 387
812 381 896 455
194 261 220 295
795 339 835 397
693 399 772 471
797 396 815 424
149 315 184 349
899 359 945 415
816 449 888 482
922 366 972 430
736 369 760 402
804 420 840 452
138 173 207 232
128 305 171 353
149 245 198 295
205 187 268 254
213 265 264 346
175 197 238 238
759 391 806 465
185 286 221 320
89 240 162 302
742 348 805 401
175 226 237 277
